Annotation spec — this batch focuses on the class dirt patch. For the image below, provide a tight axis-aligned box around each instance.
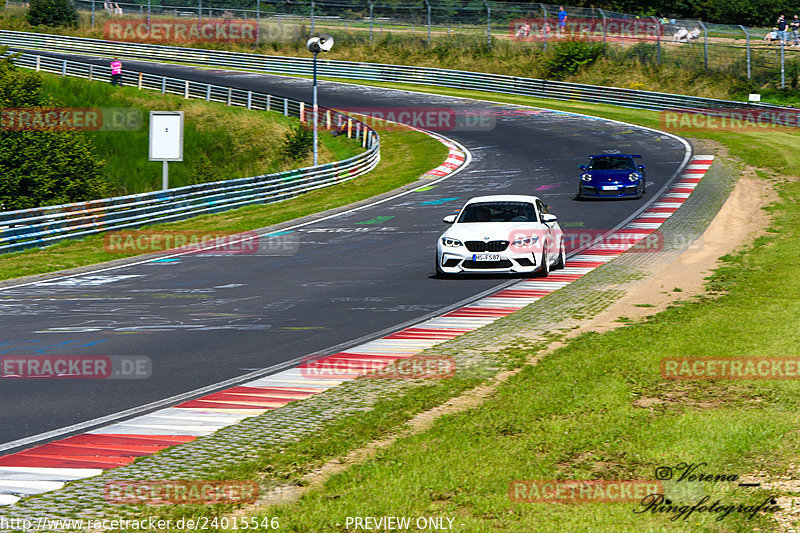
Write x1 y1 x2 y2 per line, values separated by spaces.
565 170 776 336
232 367 522 511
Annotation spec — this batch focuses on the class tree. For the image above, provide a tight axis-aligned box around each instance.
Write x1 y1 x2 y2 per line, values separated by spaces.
0 49 110 211
26 0 78 27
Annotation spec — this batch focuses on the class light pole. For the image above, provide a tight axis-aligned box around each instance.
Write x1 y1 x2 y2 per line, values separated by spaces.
306 34 334 166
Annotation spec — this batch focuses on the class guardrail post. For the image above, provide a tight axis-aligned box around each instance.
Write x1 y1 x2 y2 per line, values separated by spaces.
781 36 786 88
206 84 211 101
62 59 66 76
266 94 271 110
540 4 549 52
247 91 252 109
347 118 352 138
227 87 232 105
484 0 491 47
184 80 189 99
300 102 305 121
599 9 607 52
699 21 708 70
368 0 374 42
652 16 660 65
739 25 751 79
326 109 331 129
425 0 431 45
88 64 93 80
35 55 40 72
284 98 288 116
161 76 166 94
138 72 143 89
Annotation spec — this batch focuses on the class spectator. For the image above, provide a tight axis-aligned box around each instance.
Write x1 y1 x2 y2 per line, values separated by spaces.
515 21 531 39
541 22 552 37
764 28 779 44
103 1 113 14
114 3 122 15
791 15 800 46
110 58 122 86
558 6 567 36
777 15 787 45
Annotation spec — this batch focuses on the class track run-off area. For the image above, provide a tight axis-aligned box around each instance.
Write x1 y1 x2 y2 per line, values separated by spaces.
0 52 696 506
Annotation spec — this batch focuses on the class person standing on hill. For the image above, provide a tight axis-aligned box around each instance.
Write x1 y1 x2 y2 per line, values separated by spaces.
558 6 567 36
110 58 122 86
777 15 788 45
790 15 800 46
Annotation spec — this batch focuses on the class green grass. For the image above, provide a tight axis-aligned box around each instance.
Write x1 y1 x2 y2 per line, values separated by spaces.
5 8 800 106
212 91 798 532
81 84 800 533
38 74 362 195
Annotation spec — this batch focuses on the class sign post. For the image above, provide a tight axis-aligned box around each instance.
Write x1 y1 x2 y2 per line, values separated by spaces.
149 111 184 190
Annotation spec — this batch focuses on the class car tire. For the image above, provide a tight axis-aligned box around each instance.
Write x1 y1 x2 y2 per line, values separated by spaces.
553 241 566 270
535 250 550 278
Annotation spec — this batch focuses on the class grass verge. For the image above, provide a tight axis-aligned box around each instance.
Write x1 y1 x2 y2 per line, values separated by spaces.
3 8 800 105
38 73 362 195
100 85 800 532
0 124 446 281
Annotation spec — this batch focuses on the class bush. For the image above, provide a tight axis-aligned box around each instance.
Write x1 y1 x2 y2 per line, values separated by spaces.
543 39 604 80
26 0 78 27
0 49 110 211
625 41 658 65
282 124 313 161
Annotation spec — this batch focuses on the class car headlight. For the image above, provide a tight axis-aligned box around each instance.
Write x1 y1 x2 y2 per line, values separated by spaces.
441 237 463 247
512 236 539 246
581 173 592 182
628 173 639 182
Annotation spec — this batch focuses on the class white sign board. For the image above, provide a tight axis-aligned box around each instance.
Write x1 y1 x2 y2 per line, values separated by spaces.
149 111 184 161
748 93 761 102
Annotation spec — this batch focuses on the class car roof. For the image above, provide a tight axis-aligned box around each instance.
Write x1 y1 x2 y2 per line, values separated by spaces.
589 154 641 159
463 195 541 204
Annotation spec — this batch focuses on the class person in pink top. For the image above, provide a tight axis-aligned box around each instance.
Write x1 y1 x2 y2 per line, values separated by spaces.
110 58 122 86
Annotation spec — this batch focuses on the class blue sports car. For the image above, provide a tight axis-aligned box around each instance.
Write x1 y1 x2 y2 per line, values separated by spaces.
578 154 646 199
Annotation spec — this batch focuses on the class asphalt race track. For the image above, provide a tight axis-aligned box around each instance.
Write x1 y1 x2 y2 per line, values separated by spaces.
0 52 690 450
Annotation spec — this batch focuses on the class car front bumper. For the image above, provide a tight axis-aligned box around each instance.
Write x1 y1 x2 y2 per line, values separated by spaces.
580 182 641 198
437 248 543 274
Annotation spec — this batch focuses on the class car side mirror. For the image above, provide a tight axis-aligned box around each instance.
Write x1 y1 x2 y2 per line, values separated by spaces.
579 165 587 171
542 214 558 223
442 214 457 224
638 165 645 170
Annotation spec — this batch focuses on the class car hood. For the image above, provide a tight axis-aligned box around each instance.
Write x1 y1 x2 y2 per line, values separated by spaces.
442 222 543 241
585 169 637 183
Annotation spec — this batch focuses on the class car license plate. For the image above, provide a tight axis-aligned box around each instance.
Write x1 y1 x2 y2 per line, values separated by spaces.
601 185 619 190
472 254 501 261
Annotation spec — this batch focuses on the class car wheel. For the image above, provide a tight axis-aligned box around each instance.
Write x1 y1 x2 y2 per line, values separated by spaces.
553 241 566 270
535 250 550 278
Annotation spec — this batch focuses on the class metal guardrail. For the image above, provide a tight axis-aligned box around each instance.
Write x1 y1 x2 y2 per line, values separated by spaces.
0 51 380 254
1 30 796 119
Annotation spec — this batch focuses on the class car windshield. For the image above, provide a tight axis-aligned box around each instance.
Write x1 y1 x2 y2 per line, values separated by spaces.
588 157 636 171
457 201 537 223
